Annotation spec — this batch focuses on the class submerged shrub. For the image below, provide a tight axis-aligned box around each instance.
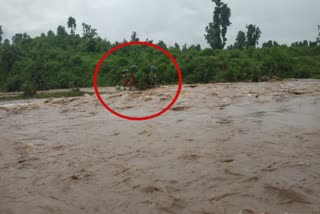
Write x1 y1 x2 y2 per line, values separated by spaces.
22 81 37 97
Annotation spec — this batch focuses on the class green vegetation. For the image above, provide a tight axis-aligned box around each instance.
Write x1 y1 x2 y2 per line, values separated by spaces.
0 3 320 96
205 0 232 49
0 90 89 101
22 81 36 97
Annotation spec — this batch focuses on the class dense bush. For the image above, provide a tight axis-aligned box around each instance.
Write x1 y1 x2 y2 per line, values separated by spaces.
22 81 36 97
0 31 319 92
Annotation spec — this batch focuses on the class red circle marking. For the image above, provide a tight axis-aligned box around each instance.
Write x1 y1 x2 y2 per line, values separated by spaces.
93 41 183 121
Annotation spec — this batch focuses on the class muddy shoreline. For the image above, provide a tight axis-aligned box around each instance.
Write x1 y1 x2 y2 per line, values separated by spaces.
1 79 320 214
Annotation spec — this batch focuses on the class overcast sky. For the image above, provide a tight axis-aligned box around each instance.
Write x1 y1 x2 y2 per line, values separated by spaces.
1 0 319 47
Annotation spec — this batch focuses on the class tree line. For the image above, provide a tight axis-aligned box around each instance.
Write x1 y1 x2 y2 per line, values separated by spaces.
0 0 320 92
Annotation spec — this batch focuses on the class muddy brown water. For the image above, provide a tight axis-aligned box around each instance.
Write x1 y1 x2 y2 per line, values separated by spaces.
0 80 320 214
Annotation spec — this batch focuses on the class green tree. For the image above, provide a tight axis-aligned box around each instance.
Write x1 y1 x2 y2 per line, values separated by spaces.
182 44 187 52
146 38 153 44
227 44 234 49
22 81 37 97
220 3 231 47
131 31 139 42
57 25 68 36
12 33 31 45
0 25 3 43
82 23 97 39
317 26 320 45
157 40 168 49
67 17 77 34
246 24 261 48
309 41 317 47
234 31 246 50
1 45 21 72
262 40 279 48
205 0 231 49
189 44 201 51
262 40 273 48
3 39 9 45
47 30 55 36
292 40 308 47
85 40 97 52
12 34 23 45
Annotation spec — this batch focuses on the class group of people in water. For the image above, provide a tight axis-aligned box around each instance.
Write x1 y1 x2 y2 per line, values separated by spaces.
117 65 158 91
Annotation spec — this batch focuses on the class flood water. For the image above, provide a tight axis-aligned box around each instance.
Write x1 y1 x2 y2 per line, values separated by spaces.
1 80 320 214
